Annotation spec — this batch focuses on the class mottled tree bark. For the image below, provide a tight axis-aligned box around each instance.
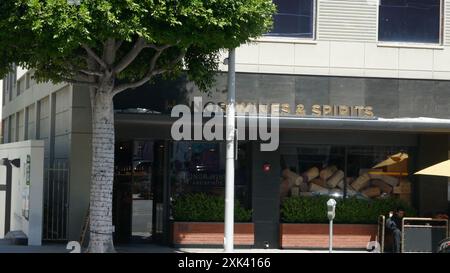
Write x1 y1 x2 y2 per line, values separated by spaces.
87 85 116 253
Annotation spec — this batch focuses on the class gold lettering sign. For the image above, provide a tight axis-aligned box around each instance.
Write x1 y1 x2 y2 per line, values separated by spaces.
295 104 306 116
312 105 321 116
322 105 332 116
339 105 350 116
271 103 280 115
281 103 290 115
258 104 268 114
216 102 375 118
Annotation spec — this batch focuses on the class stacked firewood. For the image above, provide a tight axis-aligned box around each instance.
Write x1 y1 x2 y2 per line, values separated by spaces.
281 166 411 200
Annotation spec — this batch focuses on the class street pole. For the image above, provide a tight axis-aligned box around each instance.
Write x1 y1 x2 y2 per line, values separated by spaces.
329 219 333 253
224 48 236 253
327 198 336 253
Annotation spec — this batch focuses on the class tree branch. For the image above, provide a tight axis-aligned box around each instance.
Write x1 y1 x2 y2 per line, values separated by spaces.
112 49 186 97
103 38 116 66
82 44 107 70
147 44 173 51
115 40 123 52
79 69 103 77
114 37 149 74
62 77 98 87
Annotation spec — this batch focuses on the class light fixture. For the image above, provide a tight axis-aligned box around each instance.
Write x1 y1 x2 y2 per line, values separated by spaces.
0 158 20 168
10 159 20 168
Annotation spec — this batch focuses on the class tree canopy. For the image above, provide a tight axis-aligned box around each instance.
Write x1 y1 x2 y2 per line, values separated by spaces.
0 0 275 91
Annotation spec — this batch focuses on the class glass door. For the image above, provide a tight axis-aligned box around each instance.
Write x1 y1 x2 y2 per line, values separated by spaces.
113 141 133 244
113 139 170 244
131 140 154 242
151 140 168 243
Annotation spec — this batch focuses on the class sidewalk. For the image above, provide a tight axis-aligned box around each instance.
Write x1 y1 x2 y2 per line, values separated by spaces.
0 240 370 253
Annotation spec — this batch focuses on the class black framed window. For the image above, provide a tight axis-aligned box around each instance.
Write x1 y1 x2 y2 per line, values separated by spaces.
280 144 414 203
169 141 252 209
379 0 442 44
268 0 315 38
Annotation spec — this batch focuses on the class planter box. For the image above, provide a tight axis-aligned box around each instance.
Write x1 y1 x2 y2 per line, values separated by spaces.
172 222 254 246
280 223 378 249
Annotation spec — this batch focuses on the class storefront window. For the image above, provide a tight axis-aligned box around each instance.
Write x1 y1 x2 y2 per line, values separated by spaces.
281 145 345 199
347 146 411 204
170 141 251 209
280 145 413 205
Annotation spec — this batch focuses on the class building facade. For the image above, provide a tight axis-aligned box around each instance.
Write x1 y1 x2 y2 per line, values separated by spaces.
2 0 450 248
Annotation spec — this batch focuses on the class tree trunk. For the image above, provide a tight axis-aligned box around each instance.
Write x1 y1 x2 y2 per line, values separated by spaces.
87 88 116 253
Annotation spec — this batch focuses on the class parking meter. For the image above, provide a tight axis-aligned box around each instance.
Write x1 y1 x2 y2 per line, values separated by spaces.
327 198 336 221
327 198 337 252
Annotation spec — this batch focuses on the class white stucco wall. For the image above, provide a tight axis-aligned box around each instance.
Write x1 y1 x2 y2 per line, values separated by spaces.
217 0 450 80
0 140 44 246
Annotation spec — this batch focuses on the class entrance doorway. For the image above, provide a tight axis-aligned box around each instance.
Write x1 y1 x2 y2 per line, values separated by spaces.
113 140 168 245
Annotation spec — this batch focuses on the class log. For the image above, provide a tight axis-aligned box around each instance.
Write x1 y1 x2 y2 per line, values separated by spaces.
291 186 300 197
337 177 354 190
320 165 338 181
369 174 399 187
281 168 292 177
282 168 304 187
302 167 319 182
361 187 382 198
371 179 393 194
327 170 345 188
335 182 359 196
351 173 371 191
280 179 290 199
309 183 329 194
295 177 304 187
310 178 328 188
298 181 309 192
337 179 345 189
346 187 358 197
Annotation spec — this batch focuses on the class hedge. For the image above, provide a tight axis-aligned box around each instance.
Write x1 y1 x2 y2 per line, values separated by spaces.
172 193 252 222
281 196 416 224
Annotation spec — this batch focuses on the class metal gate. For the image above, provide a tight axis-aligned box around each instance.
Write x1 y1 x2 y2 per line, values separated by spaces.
43 160 69 241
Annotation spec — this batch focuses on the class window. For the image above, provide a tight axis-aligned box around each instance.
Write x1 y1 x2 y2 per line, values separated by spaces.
268 0 315 38
280 145 413 205
170 141 251 209
379 0 442 44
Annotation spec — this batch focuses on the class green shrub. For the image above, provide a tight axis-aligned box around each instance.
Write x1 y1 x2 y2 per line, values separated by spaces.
281 196 416 224
172 193 252 222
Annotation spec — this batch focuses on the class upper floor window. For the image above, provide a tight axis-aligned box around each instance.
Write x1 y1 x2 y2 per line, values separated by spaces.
379 0 442 44
268 0 315 38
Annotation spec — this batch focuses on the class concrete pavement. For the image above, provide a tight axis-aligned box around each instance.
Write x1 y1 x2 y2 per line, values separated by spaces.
0 240 370 253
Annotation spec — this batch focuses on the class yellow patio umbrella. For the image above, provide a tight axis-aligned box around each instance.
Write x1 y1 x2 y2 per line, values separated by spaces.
372 152 409 169
414 160 450 177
